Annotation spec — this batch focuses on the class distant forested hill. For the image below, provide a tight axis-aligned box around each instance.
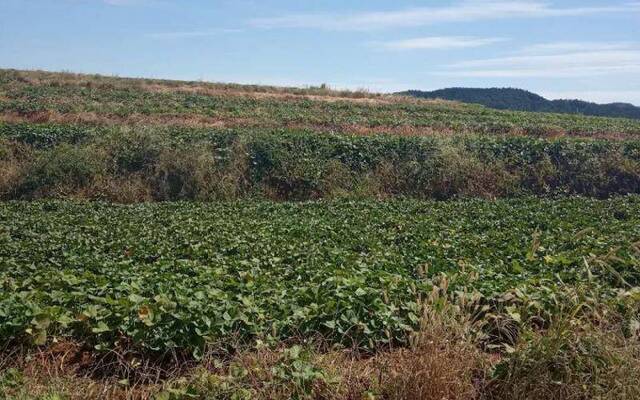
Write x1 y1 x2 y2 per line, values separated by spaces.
400 88 640 120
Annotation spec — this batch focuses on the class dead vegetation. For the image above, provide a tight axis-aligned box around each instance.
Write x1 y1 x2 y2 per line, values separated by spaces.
2 292 639 400
1 69 415 104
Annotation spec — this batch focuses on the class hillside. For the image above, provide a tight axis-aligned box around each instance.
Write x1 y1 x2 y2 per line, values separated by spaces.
2 69 640 399
401 87 640 120
2 69 640 139
1 69 640 201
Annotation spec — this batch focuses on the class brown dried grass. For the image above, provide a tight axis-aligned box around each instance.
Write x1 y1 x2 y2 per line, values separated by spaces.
2 69 460 108
3 110 636 141
3 304 640 400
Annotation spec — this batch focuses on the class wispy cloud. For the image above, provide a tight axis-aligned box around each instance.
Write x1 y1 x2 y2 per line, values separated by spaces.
437 42 640 78
144 29 242 39
539 90 640 105
373 36 507 51
249 1 640 31
516 41 636 55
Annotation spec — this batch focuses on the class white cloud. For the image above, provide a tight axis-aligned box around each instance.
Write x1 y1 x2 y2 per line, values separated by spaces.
539 90 640 105
249 1 640 30
144 29 242 39
373 36 507 51
516 41 636 55
438 42 640 78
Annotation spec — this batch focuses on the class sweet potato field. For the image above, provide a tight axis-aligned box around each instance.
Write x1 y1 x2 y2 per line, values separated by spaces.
2 70 640 399
2 198 639 355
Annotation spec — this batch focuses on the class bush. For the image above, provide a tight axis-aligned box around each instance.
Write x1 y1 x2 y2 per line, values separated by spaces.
99 129 163 173
18 144 104 197
1 123 640 201
0 140 32 199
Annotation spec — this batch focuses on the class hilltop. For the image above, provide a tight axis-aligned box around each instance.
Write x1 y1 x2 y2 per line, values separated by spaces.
401 87 640 120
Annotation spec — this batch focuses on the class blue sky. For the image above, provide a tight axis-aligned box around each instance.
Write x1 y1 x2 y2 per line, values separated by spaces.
1 0 639 104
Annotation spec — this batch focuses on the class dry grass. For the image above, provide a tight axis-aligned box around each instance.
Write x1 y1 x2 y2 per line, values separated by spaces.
3 303 640 400
0 342 161 400
0 161 24 199
486 317 640 400
437 147 520 199
3 111 637 141
85 173 154 203
151 140 250 201
140 82 410 106
0 110 258 129
0 140 30 199
3 69 455 107
372 303 487 399
0 110 464 138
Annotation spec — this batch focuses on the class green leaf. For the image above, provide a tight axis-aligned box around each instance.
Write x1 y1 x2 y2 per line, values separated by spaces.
91 322 110 333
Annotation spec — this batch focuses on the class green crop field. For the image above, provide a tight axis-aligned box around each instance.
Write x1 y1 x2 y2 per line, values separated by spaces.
2 197 640 354
2 70 640 400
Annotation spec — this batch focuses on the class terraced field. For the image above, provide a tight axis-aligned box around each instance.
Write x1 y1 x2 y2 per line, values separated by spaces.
2 69 640 138
1 70 640 400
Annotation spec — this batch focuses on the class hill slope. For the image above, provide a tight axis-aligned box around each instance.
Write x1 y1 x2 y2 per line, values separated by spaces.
1 69 640 202
2 69 640 139
2 69 640 399
401 88 640 120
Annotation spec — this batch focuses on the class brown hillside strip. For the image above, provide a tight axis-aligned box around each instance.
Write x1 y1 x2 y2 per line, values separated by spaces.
1 110 638 140
0 111 254 129
3 69 454 107
138 82 459 107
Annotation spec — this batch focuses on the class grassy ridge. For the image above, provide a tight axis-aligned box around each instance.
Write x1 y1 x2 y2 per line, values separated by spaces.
2 197 639 355
2 69 640 138
3 69 640 201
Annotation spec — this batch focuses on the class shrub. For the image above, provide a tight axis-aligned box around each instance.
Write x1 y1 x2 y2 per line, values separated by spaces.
0 140 32 199
99 129 163 174
18 144 104 197
2 123 640 201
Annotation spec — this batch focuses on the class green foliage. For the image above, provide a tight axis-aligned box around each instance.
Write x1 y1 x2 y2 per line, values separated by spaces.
0 123 88 148
0 368 24 390
18 143 104 194
2 123 640 200
1 197 639 355
98 129 163 173
156 345 330 400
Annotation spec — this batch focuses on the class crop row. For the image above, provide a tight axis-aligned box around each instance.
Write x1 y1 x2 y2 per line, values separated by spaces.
1 197 639 355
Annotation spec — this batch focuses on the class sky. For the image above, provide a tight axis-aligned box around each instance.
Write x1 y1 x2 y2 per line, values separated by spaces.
1 0 639 105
